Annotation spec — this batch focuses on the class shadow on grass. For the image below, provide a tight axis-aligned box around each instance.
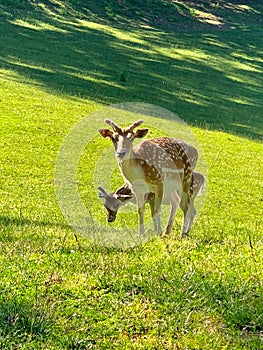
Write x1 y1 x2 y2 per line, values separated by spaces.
0 215 128 253
0 215 70 230
0 1 262 140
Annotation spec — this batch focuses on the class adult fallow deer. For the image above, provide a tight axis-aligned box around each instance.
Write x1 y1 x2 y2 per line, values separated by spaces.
98 171 205 235
98 119 198 236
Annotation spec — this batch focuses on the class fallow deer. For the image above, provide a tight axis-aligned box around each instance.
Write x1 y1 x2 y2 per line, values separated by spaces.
98 119 198 236
98 171 205 235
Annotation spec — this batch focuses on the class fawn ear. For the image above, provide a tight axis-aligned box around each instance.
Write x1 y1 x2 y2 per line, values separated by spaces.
98 186 108 198
98 129 113 138
134 128 148 138
116 194 133 203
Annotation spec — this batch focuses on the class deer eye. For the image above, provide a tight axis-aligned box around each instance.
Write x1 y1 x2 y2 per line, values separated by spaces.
127 133 133 139
112 134 119 143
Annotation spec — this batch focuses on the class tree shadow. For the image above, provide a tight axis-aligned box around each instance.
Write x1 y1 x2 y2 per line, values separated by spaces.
0 1 262 140
0 215 70 230
0 215 73 245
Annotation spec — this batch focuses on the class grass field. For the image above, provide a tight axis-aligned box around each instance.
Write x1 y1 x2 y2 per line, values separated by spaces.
0 0 262 348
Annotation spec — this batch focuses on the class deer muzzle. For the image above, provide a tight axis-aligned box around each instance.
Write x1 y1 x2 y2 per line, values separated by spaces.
116 149 127 158
107 209 117 222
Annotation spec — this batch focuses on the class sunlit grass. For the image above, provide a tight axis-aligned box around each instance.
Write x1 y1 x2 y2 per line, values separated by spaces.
0 0 262 348
11 18 69 32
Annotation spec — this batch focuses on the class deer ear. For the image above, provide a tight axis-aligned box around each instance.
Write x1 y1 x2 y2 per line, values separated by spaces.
116 194 133 202
98 186 108 198
98 129 113 138
134 128 148 139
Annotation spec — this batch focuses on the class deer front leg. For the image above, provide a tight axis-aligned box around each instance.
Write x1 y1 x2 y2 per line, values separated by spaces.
151 188 163 235
136 192 146 235
148 195 158 231
138 204 145 235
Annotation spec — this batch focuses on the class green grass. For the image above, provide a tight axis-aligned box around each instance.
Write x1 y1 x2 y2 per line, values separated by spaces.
0 0 263 348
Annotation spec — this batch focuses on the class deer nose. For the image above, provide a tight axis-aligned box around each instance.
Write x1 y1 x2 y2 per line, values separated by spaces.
108 214 116 222
117 149 126 158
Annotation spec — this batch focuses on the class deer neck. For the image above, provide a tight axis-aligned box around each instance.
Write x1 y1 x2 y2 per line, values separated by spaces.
117 151 144 183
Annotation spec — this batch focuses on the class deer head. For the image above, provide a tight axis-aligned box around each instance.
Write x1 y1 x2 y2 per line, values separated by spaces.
98 186 133 222
98 119 149 160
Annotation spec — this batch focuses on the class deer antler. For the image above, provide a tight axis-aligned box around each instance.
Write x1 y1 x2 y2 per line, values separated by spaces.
104 119 122 132
126 120 144 132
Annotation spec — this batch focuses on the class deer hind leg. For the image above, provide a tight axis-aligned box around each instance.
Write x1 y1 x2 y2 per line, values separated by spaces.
164 191 180 236
185 202 197 234
180 172 205 236
179 190 192 238
180 191 199 237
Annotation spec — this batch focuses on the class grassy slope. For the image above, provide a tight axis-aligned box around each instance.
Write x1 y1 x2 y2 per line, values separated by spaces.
0 1 262 349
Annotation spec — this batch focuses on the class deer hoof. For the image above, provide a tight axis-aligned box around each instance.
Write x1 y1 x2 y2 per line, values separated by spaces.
180 232 190 239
